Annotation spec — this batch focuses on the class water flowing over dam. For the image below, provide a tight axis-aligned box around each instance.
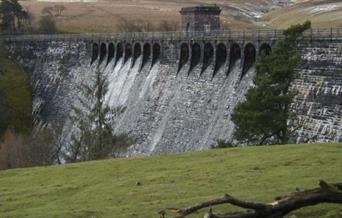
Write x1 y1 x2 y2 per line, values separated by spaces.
88 41 256 154
6 29 342 155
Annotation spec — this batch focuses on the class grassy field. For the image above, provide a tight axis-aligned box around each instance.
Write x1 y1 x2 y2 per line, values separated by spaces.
0 143 341 217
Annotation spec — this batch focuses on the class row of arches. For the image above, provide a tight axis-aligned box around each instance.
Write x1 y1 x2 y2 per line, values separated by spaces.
178 42 272 78
91 42 161 70
92 41 272 78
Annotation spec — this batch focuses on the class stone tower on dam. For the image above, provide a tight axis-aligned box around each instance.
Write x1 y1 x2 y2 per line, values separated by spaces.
5 5 342 155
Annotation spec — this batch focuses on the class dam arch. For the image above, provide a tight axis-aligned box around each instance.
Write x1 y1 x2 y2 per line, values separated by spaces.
214 43 227 76
142 43 151 70
202 42 214 74
152 43 161 67
189 43 201 73
99 43 107 64
259 43 272 56
115 43 123 66
124 43 132 63
133 43 142 67
242 43 256 78
107 43 115 64
91 43 99 64
178 43 189 73
228 43 241 75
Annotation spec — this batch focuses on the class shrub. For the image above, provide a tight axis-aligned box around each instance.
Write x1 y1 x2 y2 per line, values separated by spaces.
211 140 237 149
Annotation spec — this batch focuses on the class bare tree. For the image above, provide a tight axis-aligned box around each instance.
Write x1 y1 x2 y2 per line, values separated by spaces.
42 5 66 17
24 122 64 166
0 130 25 170
42 6 54 17
39 4 66 33
54 5 66 17
0 122 66 170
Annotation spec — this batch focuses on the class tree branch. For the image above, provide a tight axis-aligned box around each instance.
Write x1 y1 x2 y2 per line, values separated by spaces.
165 181 342 218
170 194 269 218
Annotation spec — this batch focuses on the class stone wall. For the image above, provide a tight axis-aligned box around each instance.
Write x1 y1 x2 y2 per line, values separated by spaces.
290 40 342 143
8 41 91 127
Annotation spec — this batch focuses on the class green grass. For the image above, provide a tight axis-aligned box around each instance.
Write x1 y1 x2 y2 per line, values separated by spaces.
0 143 341 218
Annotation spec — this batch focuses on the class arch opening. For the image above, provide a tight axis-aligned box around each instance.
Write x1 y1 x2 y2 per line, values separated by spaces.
259 43 272 57
115 43 123 66
107 43 115 64
242 43 256 77
178 43 189 73
133 43 142 67
228 43 241 75
189 43 201 73
202 43 214 74
99 43 107 64
124 43 132 63
91 43 99 64
214 43 227 76
142 43 151 69
152 43 161 67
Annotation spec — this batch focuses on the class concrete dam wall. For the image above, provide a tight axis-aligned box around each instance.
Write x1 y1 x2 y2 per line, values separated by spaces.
7 34 342 155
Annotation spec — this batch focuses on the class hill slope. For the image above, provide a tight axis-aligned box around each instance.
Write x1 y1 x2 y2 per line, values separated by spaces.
20 0 286 32
0 143 341 217
264 0 342 28
20 0 342 33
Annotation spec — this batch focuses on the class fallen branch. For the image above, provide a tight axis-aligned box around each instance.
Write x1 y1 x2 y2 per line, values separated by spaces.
165 181 342 218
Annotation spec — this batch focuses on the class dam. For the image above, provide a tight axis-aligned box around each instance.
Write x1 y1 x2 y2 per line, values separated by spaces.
3 6 342 155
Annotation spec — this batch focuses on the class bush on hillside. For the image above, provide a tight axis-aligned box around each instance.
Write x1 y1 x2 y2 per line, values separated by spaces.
211 140 237 149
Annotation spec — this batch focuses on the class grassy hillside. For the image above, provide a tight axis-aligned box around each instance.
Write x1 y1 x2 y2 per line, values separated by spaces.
19 0 280 33
0 143 341 217
20 0 342 33
264 0 342 28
